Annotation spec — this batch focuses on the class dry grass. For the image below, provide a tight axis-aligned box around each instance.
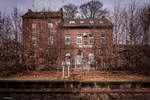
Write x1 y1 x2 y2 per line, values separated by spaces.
0 71 150 82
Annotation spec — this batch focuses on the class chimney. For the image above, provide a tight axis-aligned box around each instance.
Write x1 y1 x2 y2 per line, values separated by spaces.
28 9 32 13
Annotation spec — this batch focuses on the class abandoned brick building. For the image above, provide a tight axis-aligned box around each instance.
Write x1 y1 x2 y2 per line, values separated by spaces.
22 8 113 70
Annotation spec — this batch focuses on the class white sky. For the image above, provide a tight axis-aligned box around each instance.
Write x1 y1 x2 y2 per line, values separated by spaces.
0 0 149 13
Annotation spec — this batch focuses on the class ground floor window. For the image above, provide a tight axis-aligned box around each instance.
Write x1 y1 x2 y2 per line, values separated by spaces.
76 55 82 65
88 53 94 64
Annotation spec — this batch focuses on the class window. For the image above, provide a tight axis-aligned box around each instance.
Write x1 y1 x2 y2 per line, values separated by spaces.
48 23 53 28
88 54 94 64
65 35 71 45
80 21 84 24
77 35 82 44
76 55 82 65
89 36 94 44
32 36 36 45
48 36 54 45
32 23 36 29
100 35 106 44
89 21 94 24
69 21 75 24
65 53 71 65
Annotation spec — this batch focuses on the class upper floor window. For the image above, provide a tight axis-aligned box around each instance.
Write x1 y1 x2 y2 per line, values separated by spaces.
100 35 106 44
48 36 54 45
69 21 75 24
80 21 84 24
77 35 82 44
48 23 53 28
32 23 36 29
32 36 36 45
89 36 94 44
89 21 94 24
65 35 71 45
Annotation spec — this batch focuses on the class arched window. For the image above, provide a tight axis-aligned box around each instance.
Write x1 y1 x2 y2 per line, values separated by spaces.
65 53 71 65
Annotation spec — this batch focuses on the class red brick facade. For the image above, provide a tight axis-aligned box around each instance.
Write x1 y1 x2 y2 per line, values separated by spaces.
22 9 113 70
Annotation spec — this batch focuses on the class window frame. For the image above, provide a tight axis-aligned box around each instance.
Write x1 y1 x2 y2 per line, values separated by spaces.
32 23 36 29
65 35 71 45
48 23 53 28
89 36 94 44
69 21 75 24
76 55 82 65
32 36 37 46
77 35 82 44
100 35 106 44
48 36 54 45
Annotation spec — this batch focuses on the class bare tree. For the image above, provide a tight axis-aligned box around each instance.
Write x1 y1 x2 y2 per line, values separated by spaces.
111 1 150 73
80 0 108 19
11 7 22 42
63 3 78 19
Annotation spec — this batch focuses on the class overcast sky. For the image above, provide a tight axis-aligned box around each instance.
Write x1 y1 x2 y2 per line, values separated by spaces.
0 0 150 13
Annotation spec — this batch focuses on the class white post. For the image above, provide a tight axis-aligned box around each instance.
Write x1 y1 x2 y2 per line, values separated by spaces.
68 65 70 78
75 57 76 71
62 66 64 78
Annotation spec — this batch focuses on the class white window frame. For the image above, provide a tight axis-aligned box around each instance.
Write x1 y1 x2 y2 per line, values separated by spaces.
65 53 71 65
99 21 104 24
89 36 94 44
80 21 84 24
88 53 94 64
100 36 106 44
89 21 94 24
48 36 54 45
76 55 82 65
69 21 75 24
65 35 71 45
32 23 36 29
32 36 36 45
77 35 82 44
48 23 53 28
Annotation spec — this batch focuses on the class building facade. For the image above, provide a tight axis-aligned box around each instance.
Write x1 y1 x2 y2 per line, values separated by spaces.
22 8 113 70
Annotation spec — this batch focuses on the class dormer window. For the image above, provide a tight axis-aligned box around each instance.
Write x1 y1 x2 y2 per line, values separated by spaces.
32 23 36 29
89 21 94 24
69 21 75 24
99 21 104 24
48 23 53 28
83 32 87 37
80 21 84 24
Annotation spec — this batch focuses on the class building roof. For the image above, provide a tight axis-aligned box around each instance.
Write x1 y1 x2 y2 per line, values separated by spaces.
22 9 63 18
22 9 113 28
62 16 113 28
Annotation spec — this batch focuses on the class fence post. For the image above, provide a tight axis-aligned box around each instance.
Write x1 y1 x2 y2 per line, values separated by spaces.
68 65 70 78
